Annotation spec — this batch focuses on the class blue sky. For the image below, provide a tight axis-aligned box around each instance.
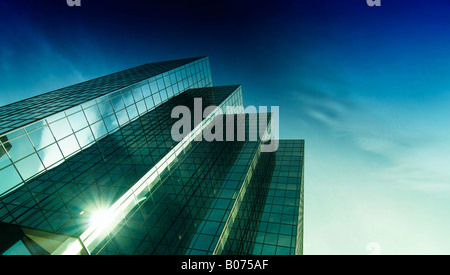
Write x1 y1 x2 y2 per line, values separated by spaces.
2 0 450 254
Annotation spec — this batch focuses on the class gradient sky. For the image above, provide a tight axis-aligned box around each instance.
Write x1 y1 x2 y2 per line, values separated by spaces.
2 0 450 255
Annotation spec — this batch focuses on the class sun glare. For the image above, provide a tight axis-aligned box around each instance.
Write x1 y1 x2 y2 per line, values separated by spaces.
89 209 111 228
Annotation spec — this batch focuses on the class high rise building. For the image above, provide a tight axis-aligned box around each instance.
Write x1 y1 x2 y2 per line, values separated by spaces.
0 57 305 255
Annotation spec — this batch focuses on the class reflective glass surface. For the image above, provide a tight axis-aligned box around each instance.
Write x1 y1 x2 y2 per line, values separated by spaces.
0 57 207 136
0 86 238 240
0 57 212 199
0 57 304 256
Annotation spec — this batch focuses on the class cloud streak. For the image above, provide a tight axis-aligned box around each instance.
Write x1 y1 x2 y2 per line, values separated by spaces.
293 84 450 193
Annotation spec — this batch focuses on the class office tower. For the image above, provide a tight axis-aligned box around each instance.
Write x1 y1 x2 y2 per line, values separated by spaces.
0 57 305 255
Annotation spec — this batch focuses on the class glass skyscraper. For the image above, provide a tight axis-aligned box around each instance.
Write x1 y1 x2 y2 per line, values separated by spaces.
0 57 305 255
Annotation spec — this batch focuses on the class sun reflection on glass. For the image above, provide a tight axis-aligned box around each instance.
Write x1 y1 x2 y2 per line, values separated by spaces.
89 209 111 228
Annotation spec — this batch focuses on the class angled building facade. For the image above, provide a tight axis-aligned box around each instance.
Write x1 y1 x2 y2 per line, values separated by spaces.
0 57 305 255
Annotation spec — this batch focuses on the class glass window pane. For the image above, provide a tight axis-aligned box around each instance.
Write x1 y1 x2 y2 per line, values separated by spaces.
49 118 72 140
0 146 11 170
132 87 143 102
126 105 138 120
91 120 107 140
261 245 276 255
97 100 114 118
3 240 32 255
109 90 121 99
84 105 102 125
163 75 171 87
25 120 46 133
122 91 134 107
0 165 22 196
157 79 165 90
96 95 109 104
58 135 80 157
177 80 184 91
46 112 65 124
75 128 94 148
6 129 25 140
28 125 55 151
116 109 130 126
15 153 44 181
153 93 161 106
81 99 96 110
111 95 125 112
38 143 63 168
65 105 82 116
145 97 154 110
160 90 168 102
149 81 158 94
167 86 174 98
4 135 35 162
141 84 151 97
176 71 182 82
193 234 213 251
68 112 88 132
104 115 119 133
136 100 147 115
170 73 177 85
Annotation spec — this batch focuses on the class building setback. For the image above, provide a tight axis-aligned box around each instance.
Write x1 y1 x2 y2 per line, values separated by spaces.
0 57 305 255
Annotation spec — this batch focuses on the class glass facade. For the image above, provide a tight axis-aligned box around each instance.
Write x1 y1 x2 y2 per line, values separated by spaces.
0 57 212 198
0 57 304 255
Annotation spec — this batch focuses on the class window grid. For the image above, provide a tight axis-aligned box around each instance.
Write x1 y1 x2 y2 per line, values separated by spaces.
0 57 305 256
0 86 240 240
0 58 212 200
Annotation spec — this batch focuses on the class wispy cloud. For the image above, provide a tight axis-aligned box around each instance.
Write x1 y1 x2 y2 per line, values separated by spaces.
293 85 450 193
